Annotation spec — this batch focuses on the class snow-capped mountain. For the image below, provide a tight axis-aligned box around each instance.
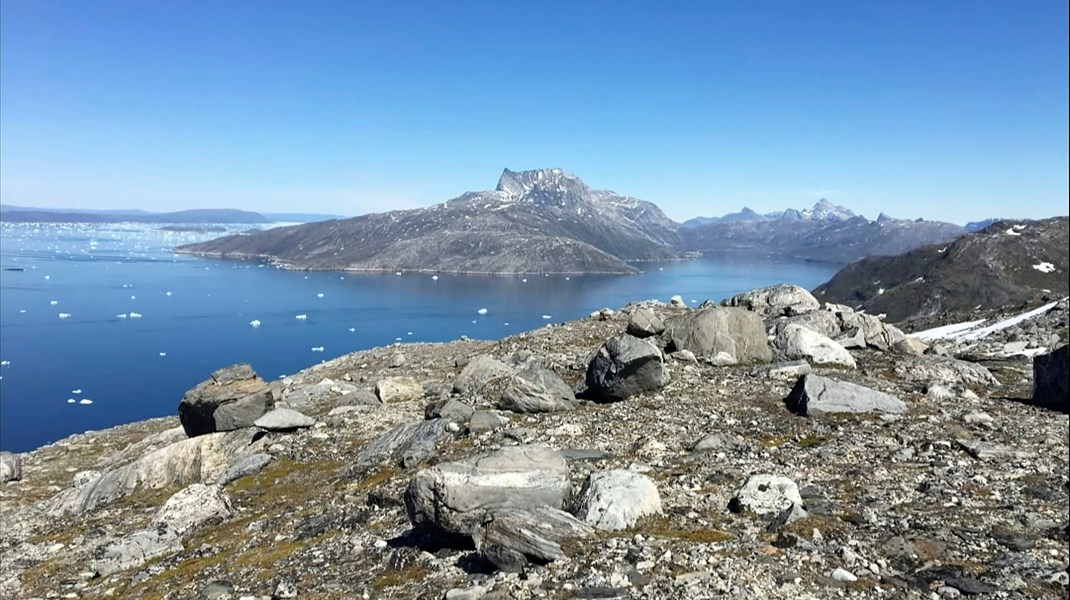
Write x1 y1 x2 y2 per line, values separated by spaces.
682 199 856 227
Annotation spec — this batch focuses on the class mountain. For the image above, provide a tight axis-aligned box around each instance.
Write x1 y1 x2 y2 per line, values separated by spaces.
261 213 350 223
681 199 855 227
965 218 1002 233
0 207 269 224
813 217 1069 322
176 168 681 275
680 213 963 264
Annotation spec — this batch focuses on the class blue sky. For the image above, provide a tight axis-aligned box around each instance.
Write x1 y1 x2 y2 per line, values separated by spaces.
1 1 1066 224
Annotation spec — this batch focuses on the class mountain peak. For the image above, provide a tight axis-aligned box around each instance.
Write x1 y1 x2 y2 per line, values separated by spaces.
495 168 591 206
806 199 855 221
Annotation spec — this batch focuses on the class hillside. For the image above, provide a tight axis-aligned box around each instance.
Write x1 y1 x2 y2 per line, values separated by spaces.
814 217 1069 322
1 287 1066 599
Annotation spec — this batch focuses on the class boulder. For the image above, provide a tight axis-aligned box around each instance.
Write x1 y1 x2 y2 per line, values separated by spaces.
389 352 407 368
454 355 515 395
1032 344 1068 413
479 506 594 572
405 445 570 540
584 334 670 402
776 324 856 368
786 374 907 416
894 356 1000 390
254 408 315 431
892 336 929 356
832 306 907 350
775 310 843 340
572 470 661 531
722 284 820 318
284 382 360 406
469 410 509 434
626 307 665 338
337 389 382 407
351 419 453 474
752 360 813 380
425 398 475 421
177 364 274 437
375 376 424 403
93 528 181 577
663 307 772 363
498 368 576 413
728 474 804 516
0 451 21 482
50 428 266 515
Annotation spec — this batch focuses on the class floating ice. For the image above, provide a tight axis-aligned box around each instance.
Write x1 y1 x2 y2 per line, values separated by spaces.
477 308 488 315
310 346 325 352
249 319 262 328
159 352 167 357
18 309 26 313
0 360 10 366
79 399 93 405
395 271 402 276
521 278 528 283
50 300 58 305
58 313 71 319
117 313 128 319
67 398 76 404
1033 262 1056 273
431 275 439 281
130 295 136 300
295 314 308 320
128 312 143 318
348 327 355 332
44 275 50 280
72 389 81 394
407 331 413 336
542 315 552 320
165 291 172 296
565 276 571 280
316 292 325 298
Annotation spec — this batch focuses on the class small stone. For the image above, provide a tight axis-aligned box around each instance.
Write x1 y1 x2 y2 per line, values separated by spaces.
389 352 407 368
272 578 298 599
468 410 508 434
832 568 857 582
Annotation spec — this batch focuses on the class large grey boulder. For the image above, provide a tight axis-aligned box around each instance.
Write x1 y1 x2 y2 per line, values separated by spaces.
284 381 359 406
498 368 576 413
584 334 670 402
663 307 773 363
178 364 274 437
830 305 907 350
786 374 907 416
352 419 453 474
479 506 594 572
777 324 856 368
776 310 843 340
454 355 515 395
1032 344 1068 413
626 307 666 338
572 470 661 531
894 356 1000 390
49 428 265 515
215 453 272 486
405 445 570 540
94 484 232 576
723 284 820 318
254 407 315 431
425 398 476 421
0 451 21 482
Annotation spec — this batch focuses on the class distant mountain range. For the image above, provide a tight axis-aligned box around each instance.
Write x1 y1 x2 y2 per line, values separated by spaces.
814 217 1069 322
0 206 348 224
177 168 969 274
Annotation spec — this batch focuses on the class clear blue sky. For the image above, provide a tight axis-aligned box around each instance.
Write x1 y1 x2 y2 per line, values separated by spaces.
1 0 1066 224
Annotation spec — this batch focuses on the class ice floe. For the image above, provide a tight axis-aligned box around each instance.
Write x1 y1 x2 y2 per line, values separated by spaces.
542 315 552 320
431 275 439 281
50 300 58 305
79 399 93 405
128 312 143 318
158 352 167 357
295 314 308 321
67 398 76 404
58 313 71 319
316 292 325 298
249 319 262 328
1033 262 1056 273
311 346 325 352
477 308 488 315
348 327 355 332
117 313 128 319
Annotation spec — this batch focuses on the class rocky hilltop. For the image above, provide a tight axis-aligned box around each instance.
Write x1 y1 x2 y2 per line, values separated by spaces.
814 217 1070 323
1 284 1067 600
176 169 681 275
176 169 965 273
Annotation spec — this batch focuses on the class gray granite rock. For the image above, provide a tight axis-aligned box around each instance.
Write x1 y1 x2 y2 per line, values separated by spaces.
786 374 907 416
572 470 661 531
215 453 273 486
585 334 669 402
663 307 773 363
479 506 594 571
352 419 453 474
0 451 21 482
776 324 856 368
177 364 274 437
1032 344 1068 413
626 307 665 338
375 376 424 403
425 398 475 421
254 407 315 431
722 284 820 318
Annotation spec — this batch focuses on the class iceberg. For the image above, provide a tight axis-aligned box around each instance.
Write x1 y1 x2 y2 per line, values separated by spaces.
295 314 308 320
79 399 93 405
117 313 128 319
58 313 71 319
249 319 262 328
316 292 325 298
50 300 58 305
310 346 325 352
129 312 143 318
477 308 488 315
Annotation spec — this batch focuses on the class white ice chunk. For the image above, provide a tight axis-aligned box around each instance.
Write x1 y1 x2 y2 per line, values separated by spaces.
117 313 128 319
1033 262 1055 273
431 275 439 281
158 352 167 357
311 346 324 352
79 399 93 405
295 314 307 320
477 308 488 315
128 312 142 318
316 292 325 298
58 313 71 319
67 398 76 404
542 315 552 320
50 300 58 305
249 319 262 328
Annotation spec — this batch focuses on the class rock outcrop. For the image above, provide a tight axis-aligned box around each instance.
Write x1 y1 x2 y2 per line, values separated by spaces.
1032 344 1069 413
584 334 670 402
785 375 908 416
663 307 773 363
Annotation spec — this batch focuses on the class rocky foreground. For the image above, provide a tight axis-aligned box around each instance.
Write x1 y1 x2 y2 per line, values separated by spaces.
1 286 1067 600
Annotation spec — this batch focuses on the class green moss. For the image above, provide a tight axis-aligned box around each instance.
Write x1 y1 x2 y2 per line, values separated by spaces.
371 563 432 590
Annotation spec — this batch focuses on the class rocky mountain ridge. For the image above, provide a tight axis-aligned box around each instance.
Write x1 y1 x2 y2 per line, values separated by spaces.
814 217 1070 323
682 199 859 227
1 284 1066 600
176 169 966 273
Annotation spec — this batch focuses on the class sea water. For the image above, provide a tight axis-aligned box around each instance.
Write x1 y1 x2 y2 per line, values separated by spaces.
0 222 838 451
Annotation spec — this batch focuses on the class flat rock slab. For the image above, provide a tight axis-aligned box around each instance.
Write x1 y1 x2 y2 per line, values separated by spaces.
956 439 1035 461
479 506 594 572
663 307 773 363
375 377 424 403
786 374 907 416
254 408 315 431
352 419 452 474
753 360 813 380
777 324 856 368
215 453 272 486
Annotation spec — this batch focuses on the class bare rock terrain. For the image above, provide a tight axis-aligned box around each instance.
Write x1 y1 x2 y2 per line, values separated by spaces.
1 286 1067 599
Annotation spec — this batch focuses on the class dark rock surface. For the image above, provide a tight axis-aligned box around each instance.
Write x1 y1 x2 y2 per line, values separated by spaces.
584 334 670 402
1032 344 1069 412
177 364 274 437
